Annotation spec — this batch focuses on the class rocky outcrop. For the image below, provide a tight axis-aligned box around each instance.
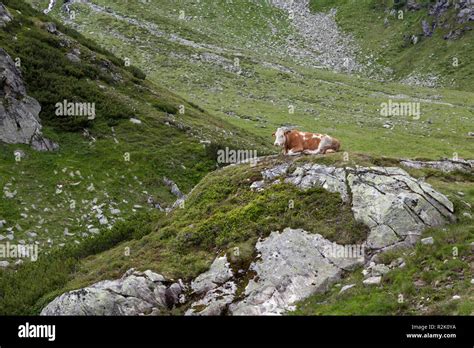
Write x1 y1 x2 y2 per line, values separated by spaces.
347 166 454 250
411 0 474 40
251 162 455 251
41 160 456 316
229 228 363 315
400 159 473 173
284 163 349 202
163 177 184 198
0 49 58 151
40 269 185 315
0 3 12 27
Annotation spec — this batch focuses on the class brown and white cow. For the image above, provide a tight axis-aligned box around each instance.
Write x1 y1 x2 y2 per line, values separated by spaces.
272 128 341 156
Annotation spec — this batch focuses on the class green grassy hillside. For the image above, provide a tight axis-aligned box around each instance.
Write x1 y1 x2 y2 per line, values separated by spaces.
25 0 474 161
1 0 472 316
0 0 269 313
309 0 474 91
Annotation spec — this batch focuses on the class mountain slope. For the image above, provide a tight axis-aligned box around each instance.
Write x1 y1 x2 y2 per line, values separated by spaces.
0 0 269 313
309 0 474 90
27 0 474 160
0 0 472 316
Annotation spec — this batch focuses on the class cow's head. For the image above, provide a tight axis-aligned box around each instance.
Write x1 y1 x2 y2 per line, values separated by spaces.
272 127 289 147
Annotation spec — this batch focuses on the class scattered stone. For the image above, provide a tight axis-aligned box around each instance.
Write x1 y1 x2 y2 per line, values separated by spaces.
0 260 10 268
339 284 356 294
250 180 265 191
414 279 426 288
285 163 348 202
370 264 390 277
363 276 382 285
163 177 184 198
66 49 81 63
186 281 236 316
45 22 58 35
0 46 61 146
421 237 434 245
129 118 142 124
452 295 461 300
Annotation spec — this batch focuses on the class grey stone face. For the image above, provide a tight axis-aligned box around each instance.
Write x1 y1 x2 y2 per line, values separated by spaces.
0 3 12 27
190 255 233 295
40 269 183 315
0 49 58 151
229 228 364 315
400 159 473 173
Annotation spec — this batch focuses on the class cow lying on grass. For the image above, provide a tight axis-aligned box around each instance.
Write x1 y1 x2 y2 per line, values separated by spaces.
272 128 341 156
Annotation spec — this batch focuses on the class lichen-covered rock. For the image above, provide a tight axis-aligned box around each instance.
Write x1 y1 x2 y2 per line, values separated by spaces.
400 159 473 173
0 3 12 27
285 163 349 202
228 228 364 315
0 49 58 151
347 166 454 249
271 0 362 73
261 162 455 251
186 281 237 316
190 255 233 295
40 269 182 315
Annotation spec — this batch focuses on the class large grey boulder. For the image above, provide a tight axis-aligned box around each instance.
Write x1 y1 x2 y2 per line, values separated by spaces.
41 269 183 315
347 166 454 249
228 228 363 315
0 49 58 151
